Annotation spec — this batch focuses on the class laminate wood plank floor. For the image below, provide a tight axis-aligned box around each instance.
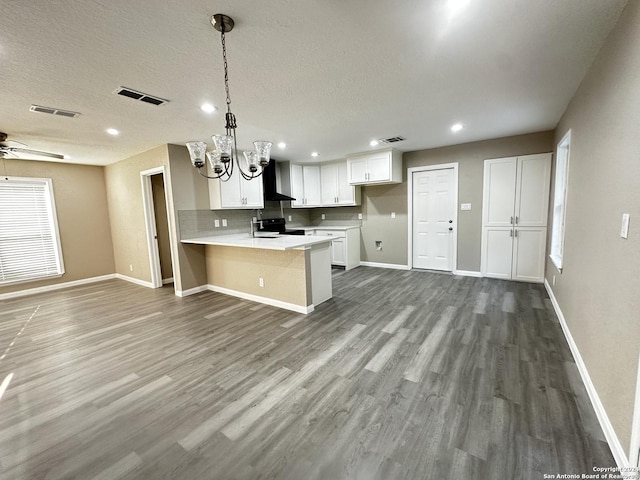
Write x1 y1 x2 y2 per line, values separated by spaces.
0 268 615 479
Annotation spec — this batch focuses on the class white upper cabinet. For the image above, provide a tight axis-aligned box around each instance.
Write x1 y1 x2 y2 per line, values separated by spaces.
290 164 321 208
482 153 551 227
321 161 361 207
208 163 264 209
347 149 402 185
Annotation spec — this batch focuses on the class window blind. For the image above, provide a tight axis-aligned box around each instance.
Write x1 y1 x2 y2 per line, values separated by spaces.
0 177 64 285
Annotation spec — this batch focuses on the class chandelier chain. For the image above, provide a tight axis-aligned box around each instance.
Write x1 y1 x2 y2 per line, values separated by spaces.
221 27 231 109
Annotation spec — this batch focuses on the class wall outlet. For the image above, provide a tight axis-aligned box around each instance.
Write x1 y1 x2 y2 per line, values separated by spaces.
288 215 292 222
375 240 382 251
129 264 133 272
358 213 363 220
391 212 396 219
321 213 326 220
214 219 220 228
259 277 264 288
222 219 228 227
552 275 556 286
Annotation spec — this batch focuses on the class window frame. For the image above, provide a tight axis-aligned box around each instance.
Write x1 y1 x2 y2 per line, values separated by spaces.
549 130 571 272
0 176 65 286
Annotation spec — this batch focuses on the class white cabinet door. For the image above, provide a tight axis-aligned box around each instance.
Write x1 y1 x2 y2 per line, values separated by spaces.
336 162 355 205
242 175 264 208
348 158 368 183
483 157 517 227
331 238 346 265
302 165 322 206
515 154 551 227
321 163 338 205
366 151 392 182
481 227 514 280
512 227 547 282
290 163 305 207
219 175 243 208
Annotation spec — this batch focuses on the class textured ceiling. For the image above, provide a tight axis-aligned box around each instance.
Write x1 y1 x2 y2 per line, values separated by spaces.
0 0 628 165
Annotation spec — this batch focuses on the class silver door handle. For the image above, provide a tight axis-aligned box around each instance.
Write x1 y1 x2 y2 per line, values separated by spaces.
514 229 518 237
510 216 514 225
515 216 519 225
510 229 513 237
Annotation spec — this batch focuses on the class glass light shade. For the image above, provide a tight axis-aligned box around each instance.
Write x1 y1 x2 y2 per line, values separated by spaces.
254 141 272 167
243 150 259 173
206 151 223 174
186 141 207 168
212 135 233 162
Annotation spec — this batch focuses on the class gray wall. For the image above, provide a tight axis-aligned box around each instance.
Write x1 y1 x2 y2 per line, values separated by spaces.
358 131 555 269
545 0 640 453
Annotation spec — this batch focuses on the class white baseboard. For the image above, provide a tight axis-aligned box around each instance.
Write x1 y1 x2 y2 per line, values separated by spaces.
454 270 482 277
162 277 174 285
0 274 117 301
175 285 209 297
208 285 313 314
360 261 411 271
114 274 155 289
544 279 629 469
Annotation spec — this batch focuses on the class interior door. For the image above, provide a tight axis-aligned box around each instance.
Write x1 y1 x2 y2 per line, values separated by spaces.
514 154 552 226
412 168 456 271
483 157 517 226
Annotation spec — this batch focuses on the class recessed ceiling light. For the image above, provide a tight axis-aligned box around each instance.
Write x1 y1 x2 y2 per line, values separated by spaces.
201 103 217 113
311 152 319 157
107 128 119 136
370 140 379 147
277 142 287 149
451 123 463 132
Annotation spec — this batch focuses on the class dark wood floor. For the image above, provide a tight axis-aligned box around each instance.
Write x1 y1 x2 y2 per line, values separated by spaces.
0 267 615 479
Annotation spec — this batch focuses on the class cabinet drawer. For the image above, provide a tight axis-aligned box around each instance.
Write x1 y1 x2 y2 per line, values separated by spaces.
313 230 346 238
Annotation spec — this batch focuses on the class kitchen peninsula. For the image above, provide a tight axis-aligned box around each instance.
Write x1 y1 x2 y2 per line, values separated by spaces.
182 233 333 314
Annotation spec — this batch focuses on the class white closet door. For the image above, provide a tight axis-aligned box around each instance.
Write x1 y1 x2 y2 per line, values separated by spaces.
483 157 517 227
515 154 552 227
512 227 547 282
481 227 514 279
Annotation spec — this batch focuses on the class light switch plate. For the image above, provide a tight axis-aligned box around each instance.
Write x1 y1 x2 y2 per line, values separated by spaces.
321 214 326 220
222 219 227 227
461 203 472 211
214 219 220 228
391 212 396 219
358 213 363 220
621 213 630 239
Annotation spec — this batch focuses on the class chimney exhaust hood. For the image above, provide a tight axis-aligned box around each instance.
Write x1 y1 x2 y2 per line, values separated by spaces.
262 159 295 202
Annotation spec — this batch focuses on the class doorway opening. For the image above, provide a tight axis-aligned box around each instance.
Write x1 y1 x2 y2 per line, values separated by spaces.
140 167 175 289
407 163 459 272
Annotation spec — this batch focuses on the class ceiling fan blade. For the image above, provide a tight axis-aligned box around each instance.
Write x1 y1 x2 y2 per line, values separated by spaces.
9 147 65 160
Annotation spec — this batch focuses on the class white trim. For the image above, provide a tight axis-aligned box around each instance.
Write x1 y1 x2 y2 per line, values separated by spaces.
407 163 459 272
208 284 314 314
140 168 163 289
629 352 640 468
174 285 209 297
544 279 629 469
0 274 117 300
360 261 411 271
115 273 155 289
454 270 482 277
162 277 174 285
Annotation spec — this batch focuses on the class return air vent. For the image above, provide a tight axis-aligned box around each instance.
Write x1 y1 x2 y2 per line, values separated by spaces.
114 87 169 106
379 136 406 144
29 105 81 118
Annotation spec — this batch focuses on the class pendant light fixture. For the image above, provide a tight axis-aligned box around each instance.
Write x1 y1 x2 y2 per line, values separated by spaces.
186 14 272 182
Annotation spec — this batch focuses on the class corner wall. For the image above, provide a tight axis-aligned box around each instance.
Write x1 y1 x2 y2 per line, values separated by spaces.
545 0 640 454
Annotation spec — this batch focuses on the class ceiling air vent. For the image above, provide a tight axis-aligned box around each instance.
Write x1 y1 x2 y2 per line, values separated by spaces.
114 87 169 106
379 136 406 144
29 105 81 118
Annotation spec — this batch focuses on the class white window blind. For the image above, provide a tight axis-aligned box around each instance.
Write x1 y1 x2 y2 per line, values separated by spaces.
0 177 65 285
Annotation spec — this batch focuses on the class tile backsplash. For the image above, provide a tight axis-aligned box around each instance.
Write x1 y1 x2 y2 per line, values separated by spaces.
178 203 363 240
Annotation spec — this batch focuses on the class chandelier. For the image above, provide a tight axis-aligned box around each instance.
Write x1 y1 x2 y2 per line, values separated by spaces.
186 14 272 182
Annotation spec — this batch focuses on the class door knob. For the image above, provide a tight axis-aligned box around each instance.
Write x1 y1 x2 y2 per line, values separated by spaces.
448 227 453 231
449 220 453 223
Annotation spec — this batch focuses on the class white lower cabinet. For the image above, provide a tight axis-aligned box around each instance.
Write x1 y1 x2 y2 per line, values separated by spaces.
313 228 360 270
481 226 547 282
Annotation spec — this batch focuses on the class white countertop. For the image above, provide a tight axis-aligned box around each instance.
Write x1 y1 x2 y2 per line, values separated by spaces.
181 233 333 251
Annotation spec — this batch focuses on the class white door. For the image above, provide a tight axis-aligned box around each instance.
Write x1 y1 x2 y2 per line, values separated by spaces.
320 163 338 205
511 227 547 282
303 165 322 206
412 168 456 271
242 175 264 208
483 157 517 227
220 175 243 208
514 154 552 226
290 164 305 207
481 227 514 279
